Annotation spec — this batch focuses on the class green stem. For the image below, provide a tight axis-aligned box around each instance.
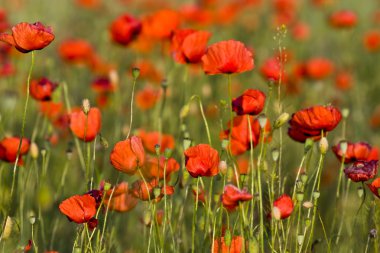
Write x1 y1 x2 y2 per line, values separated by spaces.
126 76 138 139
191 177 200 253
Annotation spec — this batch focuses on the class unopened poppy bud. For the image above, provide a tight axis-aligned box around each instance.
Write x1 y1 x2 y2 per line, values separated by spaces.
274 112 289 129
164 148 172 159
312 191 320 199
29 215 36 225
370 229 377 238
82 99 90 114
100 136 108 149
319 137 328 154
296 192 304 201
132 67 140 79
66 149 73 160
219 161 228 175
103 182 112 191
155 144 161 156
30 142 39 159
300 173 308 184
161 79 168 89
153 187 161 199
303 201 313 209
180 104 190 118
143 211 151 225
342 108 349 118
221 139 229 150
257 114 268 129
41 148 47 157
297 235 304 245
224 230 232 247
339 141 348 154
305 218 311 227
2 216 14 240
109 69 119 86
304 139 314 153
180 124 187 132
183 138 191 150
357 187 364 198
272 148 279 162
184 131 190 139
272 206 282 220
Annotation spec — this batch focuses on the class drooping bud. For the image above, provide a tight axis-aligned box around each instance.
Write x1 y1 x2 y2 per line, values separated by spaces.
304 138 314 154
183 138 191 150
274 112 289 129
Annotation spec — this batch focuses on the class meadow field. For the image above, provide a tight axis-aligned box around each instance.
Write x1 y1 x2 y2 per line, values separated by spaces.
0 0 380 252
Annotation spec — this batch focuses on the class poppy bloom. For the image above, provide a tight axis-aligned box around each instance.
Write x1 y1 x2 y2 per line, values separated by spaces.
329 10 357 29
59 194 97 224
0 22 54 53
213 235 243 253
137 129 175 153
141 156 180 180
29 77 58 101
170 29 211 64
0 137 30 164
272 194 294 219
260 57 286 83
104 182 138 212
39 101 64 121
110 14 142 46
110 136 145 175
232 89 266 116
201 40 254 75
91 76 116 94
130 179 174 201
76 0 101 8
370 106 380 128
344 160 378 182
335 71 353 91
367 178 380 199
221 184 252 211
184 144 219 177
135 86 160 110
332 141 379 164
304 58 334 80
141 9 180 40
291 22 310 41
288 105 342 143
58 39 94 65
363 30 380 52
220 115 271 155
69 107 101 142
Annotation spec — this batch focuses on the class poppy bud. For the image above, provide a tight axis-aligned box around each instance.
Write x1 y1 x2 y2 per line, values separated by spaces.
219 161 228 175
303 201 313 209
339 141 348 154
357 187 364 198
41 148 47 157
103 182 111 191
30 142 39 159
2 216 14 240
153 187 161 199
161 79 168 89
304 139 314 153
257 114 268 129
271 148 279 162
297 235 304 245
82 99 90 115
109 69 119 87
164 148 172 159
180 104 190 119
305 218 311 227
143 211 151 226
301 173 308 184
221 139 229 150
296 180 303 190
274 112 290 129
319 137 328 154
296 192 304 201
342 108 350 118
74 247 82 253
155 144 161 156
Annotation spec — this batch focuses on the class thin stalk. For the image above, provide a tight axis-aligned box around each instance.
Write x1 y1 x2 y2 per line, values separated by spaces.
191 177 200 253
126 75 138 139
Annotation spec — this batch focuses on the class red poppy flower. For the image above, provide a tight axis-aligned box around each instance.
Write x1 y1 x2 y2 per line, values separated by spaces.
0 9 9 33
221 184 252 211
291 22 310 41
59 194 97 224
170 29 211 64
110 14 142 46
329 10 357 29
344 160 378 182
232 89 266 116
137 129 175 153
213 235 243 253
24 240 32 252
104 182 138 212
363 30 380 52
220 115 271 155
184 144 219 177
141 156 180 180
58 39 94 65
69 107 101 142
91 76 116 94
76 0 101 8
39 101 64 121
272 194 294 219
110 136 145 175
130 179 174 201
0 22 54 53
332 141 379 164
288 105 342 143
135 86 160 110
179 5 213 26
141 9 180 40
370 106 380 129
0 137 30 165
335 71 353 91
367 178 380 199
260 57 286 82
201 40 254 75
30 77 58 101
304 58 334 80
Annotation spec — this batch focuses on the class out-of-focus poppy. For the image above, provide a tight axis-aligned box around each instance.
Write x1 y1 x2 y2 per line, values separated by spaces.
141 9 180 40
135 86 160 110
171 29 211 64
0 137 30 165
221 184 252 211
0 9 9 33
130 179 174 201
272 194 294 219
110 14 142 46
0 22 54 53
184 144 219 177
291 22 310 41
220 115 271 155
363 30 380 52
140 156 180 180
91 76 116 94
213 235 243 253
232 89 266 116
131 60 163 83
59 194 97 224
329 10 357 29
344 160 378 182
104 182 138 212
367 178 380 199
110 136 145 175
192 186 206 203
332 141 379 163
201 40 254 75
30 77 58 101
179 4 213 26
76 0 101 8
69 107 102 142
304 58 334 80
260 57 286 83
24 240 32 252
370 105 380 128
137 129 175 153
39 101 64 120
335 71 353 91
288 105 342 143
58 39 94 65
